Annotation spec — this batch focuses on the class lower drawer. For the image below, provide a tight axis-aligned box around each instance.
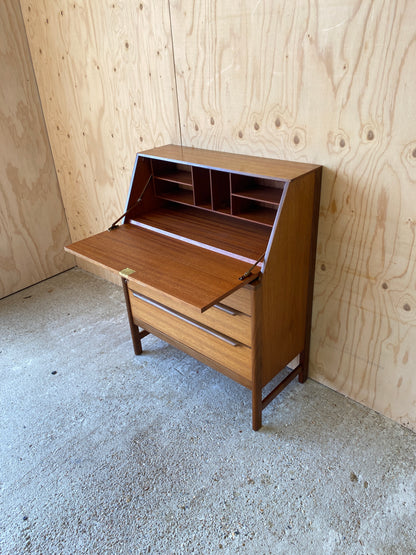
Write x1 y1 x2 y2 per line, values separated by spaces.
129 291 252 381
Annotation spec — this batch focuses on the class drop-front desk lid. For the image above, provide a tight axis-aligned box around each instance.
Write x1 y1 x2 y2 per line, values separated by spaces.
65 224 260 312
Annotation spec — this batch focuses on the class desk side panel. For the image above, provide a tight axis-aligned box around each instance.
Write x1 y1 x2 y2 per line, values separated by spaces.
260 171 319 384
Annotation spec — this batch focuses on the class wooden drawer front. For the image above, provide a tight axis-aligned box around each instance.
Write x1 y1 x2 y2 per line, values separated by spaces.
128 282 251 346
129 291 252 380
221 286 252 316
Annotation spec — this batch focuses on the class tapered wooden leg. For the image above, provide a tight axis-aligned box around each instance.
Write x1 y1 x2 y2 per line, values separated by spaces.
121 278 148 355
252 380 262 431
252 283 263 431
130 324 144 355
298 350 308 383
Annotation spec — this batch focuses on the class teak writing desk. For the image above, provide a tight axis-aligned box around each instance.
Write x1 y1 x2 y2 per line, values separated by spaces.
65 144 322 430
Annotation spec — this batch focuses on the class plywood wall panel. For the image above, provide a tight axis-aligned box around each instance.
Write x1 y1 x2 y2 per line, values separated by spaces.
20 0 180 248
170 0 416 429
0 1 73 298
19 0 415 429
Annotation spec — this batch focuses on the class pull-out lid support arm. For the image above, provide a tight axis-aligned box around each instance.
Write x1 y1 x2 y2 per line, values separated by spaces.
108 174 152 231
238 252 265 281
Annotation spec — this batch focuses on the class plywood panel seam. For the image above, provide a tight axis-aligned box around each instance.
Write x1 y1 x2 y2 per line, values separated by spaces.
17 1 74 251
167 0 183 150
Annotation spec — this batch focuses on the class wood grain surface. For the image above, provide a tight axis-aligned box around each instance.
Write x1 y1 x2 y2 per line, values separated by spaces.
260 173 317 386
127 280 252 346
0 1 73 298
20 0 180 282
141 143 320 178
65 223 260 311
169 0 416 429
129 290 252 380
131 205 269 263
20 0 416 429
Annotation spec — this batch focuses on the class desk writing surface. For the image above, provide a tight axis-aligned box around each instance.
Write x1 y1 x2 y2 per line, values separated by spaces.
133 205 269 264
65 224 260 311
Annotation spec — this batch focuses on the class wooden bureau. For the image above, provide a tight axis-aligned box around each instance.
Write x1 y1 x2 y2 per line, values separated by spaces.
65 144 322 430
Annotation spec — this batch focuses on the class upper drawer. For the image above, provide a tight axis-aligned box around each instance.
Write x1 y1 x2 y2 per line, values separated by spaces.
220 286 252 316
128 280 251 346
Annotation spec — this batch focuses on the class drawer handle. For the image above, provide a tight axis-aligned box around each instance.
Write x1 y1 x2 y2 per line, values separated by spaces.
131 291 241 346
213 303 239 316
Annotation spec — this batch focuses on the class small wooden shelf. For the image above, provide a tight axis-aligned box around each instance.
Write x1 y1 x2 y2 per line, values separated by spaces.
156 189 194 206
151 159 193 187
215 207 232 215
232 186 283 207
154 169 193 185
233 206 277 227
196 202 213 210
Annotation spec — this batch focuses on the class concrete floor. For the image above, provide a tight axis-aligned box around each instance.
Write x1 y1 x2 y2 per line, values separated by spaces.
1 268 416 554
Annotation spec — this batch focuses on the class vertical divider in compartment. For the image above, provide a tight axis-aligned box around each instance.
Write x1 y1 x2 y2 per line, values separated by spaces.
211 170 231 214
230 173 244 216
192 167 211 209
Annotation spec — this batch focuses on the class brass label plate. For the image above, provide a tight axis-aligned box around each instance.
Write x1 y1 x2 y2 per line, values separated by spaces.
119 268 136 277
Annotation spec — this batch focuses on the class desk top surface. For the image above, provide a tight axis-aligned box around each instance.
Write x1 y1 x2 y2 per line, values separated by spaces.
140 144 321 181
